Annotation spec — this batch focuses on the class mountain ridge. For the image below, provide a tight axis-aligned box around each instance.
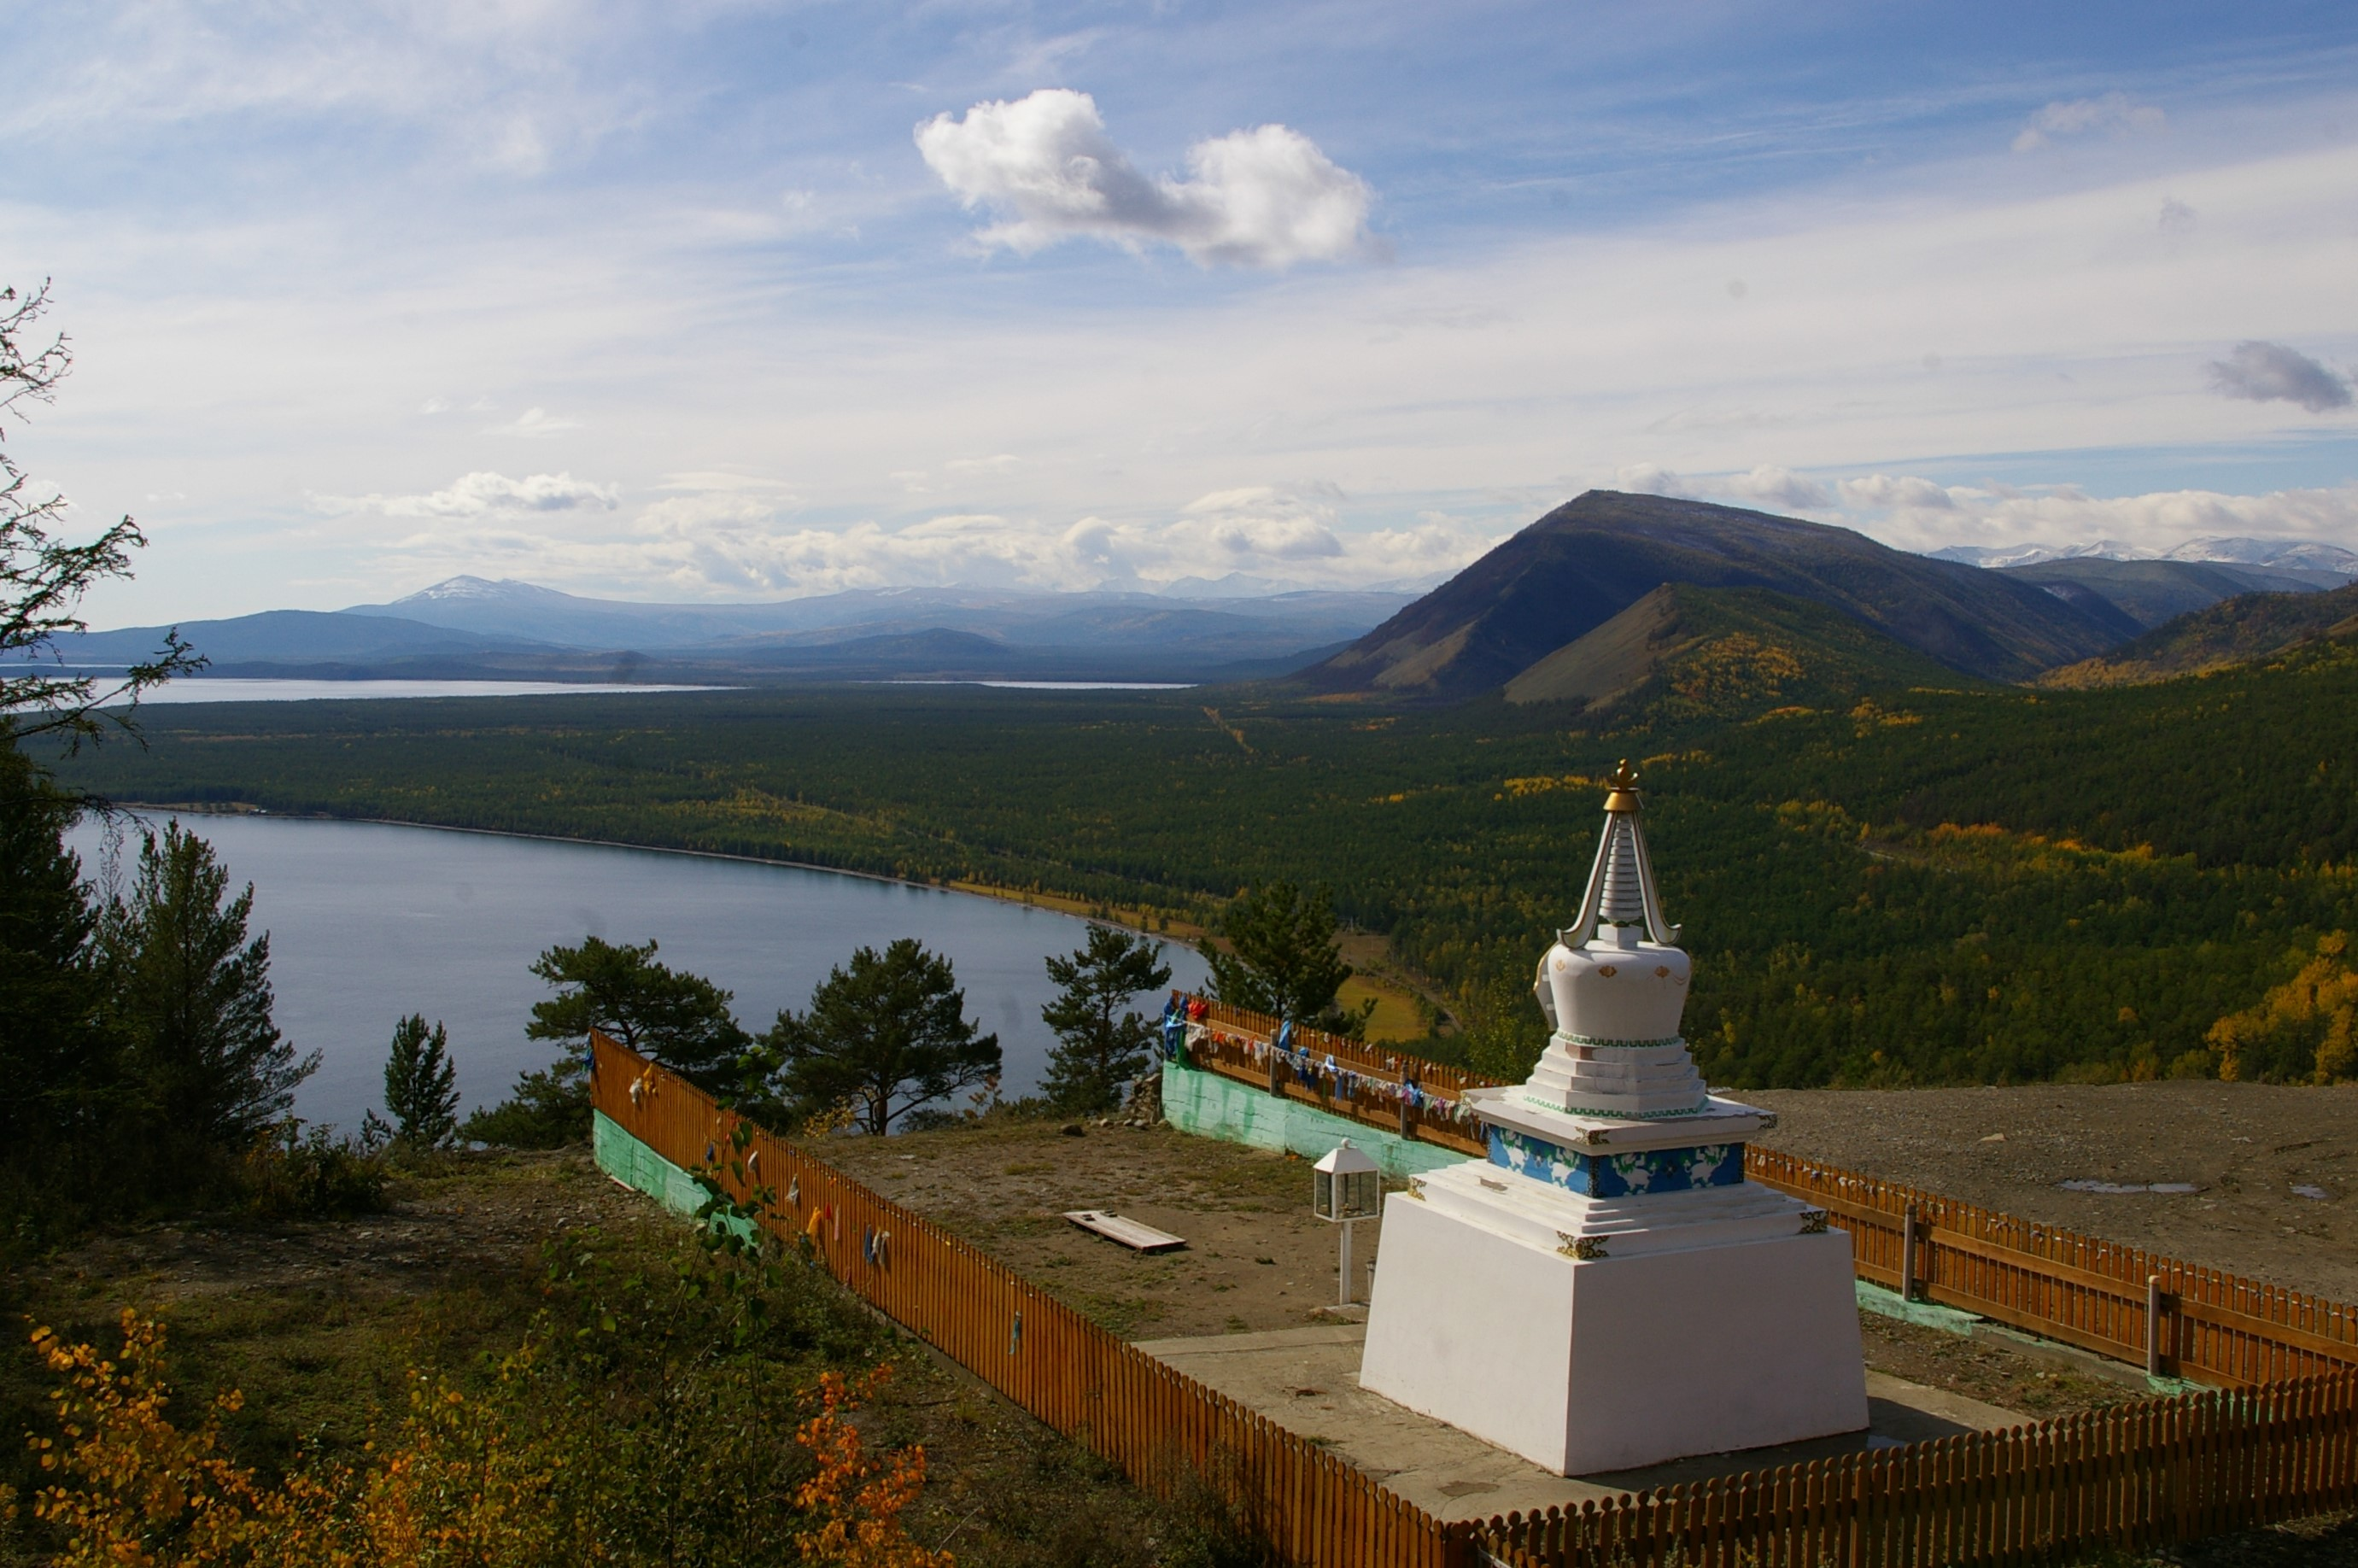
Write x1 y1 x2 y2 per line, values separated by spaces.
1301 490 2122 700
2039 579 2358 688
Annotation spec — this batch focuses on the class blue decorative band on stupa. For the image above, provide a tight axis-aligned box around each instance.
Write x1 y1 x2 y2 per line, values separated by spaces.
1553 1033 1688 1050
1488 1125 1746 1198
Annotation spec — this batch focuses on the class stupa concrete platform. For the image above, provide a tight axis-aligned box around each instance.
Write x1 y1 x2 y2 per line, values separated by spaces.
1138 1324 2022 1524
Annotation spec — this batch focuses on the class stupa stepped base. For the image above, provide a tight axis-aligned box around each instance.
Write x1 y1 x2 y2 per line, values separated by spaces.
1360 1166 1867 1476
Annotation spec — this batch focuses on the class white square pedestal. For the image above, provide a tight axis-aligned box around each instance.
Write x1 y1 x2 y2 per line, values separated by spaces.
1359 1164 1868 1476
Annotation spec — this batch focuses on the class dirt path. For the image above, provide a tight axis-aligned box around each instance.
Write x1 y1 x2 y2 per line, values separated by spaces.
826 1117 1349 1339
1747 1081 2358 1302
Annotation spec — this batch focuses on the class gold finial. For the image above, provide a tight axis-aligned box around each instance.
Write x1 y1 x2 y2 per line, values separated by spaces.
1602 758 1642 814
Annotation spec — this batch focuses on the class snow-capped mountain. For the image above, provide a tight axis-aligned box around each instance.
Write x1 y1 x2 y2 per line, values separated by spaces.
1929 537 2356 577
2161 537 2358 576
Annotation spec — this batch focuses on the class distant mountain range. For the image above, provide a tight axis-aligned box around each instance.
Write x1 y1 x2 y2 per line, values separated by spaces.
1930 535 2358 577
2040 579 2358 689
45 500 2356 698
1300 491 2121 700
1991 558 2338 635
53 580 1418 685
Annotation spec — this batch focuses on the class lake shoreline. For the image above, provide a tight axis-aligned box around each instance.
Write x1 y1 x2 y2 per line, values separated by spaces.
105 799 1191 944
70 810 1217 1128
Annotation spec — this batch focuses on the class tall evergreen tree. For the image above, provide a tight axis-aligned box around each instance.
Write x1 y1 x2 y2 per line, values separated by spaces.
1200 881 1370 1036
765 939 1001 1136
0 737 111 1189
468 936 751 1146
102 822 315 1161
527 935 751 1091
383 1014 461 1148
1040 926 1171 1113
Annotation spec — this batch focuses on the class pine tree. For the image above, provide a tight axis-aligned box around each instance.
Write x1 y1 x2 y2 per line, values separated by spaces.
1199 882 1370 1036
383 1014 460 1149
0 738 113 1191
1040 926 1171 1113
102 822 316 1165
526 935 750 1091
765 939 1001 1135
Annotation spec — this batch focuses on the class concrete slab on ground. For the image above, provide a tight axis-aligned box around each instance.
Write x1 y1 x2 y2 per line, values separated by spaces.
1134 1324 2026 1524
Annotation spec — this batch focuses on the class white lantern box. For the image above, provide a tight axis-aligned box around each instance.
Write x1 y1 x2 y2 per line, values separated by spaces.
1314 1139 1383 1223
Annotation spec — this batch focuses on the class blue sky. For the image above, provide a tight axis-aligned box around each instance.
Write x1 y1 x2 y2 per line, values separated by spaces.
8 0 2357 622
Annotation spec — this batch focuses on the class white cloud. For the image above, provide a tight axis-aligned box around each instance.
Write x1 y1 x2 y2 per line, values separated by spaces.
2011 92 2166 153
484 406 581 436
33 69 2358 623
915 88 1374 268
1614 463 1693 499
1722 465 1832 511
342 477 1500 600
1838 474 1959 512
945 453 1021 475
1896 481 2358 555
316 471 620 519
1659 466 2358 559
2205 341 2352 414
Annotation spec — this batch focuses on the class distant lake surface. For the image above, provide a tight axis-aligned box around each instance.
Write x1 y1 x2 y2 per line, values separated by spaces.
62 814 1208 1133
107 679 728 705
884 681 1197 691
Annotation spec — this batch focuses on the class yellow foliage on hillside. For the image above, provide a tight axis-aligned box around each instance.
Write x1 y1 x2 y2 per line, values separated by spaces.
1664 634 1805 714
2209 933 2358 1085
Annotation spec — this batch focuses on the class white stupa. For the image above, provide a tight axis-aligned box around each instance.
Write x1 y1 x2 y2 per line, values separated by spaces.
1360 761 1866 1475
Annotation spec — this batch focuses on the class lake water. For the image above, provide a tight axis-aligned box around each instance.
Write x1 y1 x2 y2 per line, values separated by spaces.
108 679 728 705
62 814 1208 1133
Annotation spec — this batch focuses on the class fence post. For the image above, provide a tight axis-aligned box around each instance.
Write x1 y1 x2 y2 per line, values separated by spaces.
2148 1275 2165 1378
1901 1206 1919 1302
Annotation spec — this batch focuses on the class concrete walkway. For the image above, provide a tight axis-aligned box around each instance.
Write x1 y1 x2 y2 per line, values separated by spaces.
1133 1324 2025 1524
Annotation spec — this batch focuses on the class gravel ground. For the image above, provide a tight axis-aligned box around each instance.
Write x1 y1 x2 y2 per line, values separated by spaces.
824 1108 2162 1420
1747 1081 2358 1302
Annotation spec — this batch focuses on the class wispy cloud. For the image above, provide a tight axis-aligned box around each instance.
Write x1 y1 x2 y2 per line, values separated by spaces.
1650 465 2358 559
484 406 581 436
316 471 620 519
2205 341 2352 414
2011 91 2166 153
348 477 1496 600
916 89 1376 268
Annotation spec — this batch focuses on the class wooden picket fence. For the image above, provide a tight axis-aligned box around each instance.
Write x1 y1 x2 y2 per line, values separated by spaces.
593 1027 2358 1567
589 1032 1470 1568
1483 1374 2358 1567
1177 996 2358 1390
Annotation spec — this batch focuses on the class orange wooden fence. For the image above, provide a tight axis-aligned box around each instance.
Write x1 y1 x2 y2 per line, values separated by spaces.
1174 995 2358 1390
590 1032 1472 1568
594 1027 2358 1567
1483 1374 2358 1568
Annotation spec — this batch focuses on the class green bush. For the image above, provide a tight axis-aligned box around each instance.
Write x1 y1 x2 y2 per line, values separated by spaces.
460 1062 593 1148
239 1120 388 1219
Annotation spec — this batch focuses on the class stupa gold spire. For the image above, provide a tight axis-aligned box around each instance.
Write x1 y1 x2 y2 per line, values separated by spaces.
1601 758 1642 815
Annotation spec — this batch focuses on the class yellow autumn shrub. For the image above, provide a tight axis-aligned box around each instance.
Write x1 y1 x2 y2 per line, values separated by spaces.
19 1311 945 1568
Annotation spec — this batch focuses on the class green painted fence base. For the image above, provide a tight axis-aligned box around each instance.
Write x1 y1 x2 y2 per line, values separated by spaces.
1855 1278 1984 1336
1160 1060 1468 1179
593 1110 757 1243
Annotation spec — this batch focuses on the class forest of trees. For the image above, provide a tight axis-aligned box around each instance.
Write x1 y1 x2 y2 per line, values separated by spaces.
51 628 2358 1092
